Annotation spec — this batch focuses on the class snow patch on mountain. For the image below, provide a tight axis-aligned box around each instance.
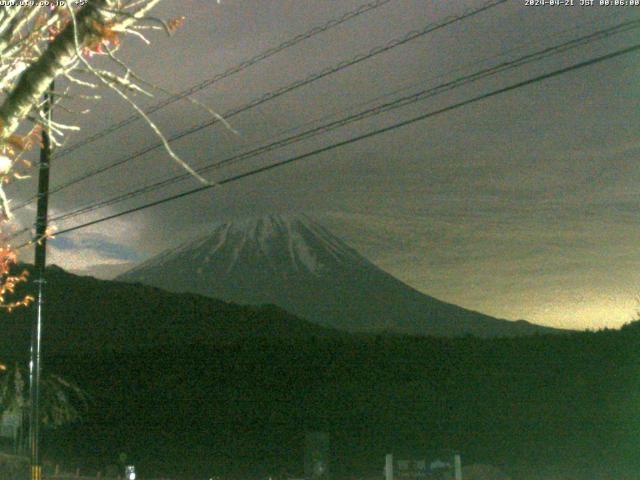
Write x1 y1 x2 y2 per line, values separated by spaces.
124 213 362 280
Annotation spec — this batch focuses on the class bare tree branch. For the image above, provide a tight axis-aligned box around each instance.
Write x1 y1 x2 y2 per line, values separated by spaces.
0 0 163 145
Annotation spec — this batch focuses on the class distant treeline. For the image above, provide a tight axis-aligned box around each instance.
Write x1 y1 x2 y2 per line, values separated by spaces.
27 322 640 480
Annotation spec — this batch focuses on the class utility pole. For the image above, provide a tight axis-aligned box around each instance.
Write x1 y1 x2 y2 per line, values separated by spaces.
29 81 53 480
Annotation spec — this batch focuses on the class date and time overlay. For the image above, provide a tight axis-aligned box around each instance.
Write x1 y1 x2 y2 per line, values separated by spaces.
1 0 638 8
526 0 640 6
0 0 86 6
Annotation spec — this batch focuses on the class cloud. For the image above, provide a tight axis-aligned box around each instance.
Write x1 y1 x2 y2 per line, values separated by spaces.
48 236 75 251
12 203 145 279
47 238 137 280
74 238 139 261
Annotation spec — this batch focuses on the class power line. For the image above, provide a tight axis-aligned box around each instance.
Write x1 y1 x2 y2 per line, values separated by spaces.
32 17 640 229
53 0 396 160
10 0 508 214
8 16 637 243
40 42 640 242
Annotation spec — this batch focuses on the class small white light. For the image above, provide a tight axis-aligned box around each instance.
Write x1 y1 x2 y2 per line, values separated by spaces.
125 465 136 480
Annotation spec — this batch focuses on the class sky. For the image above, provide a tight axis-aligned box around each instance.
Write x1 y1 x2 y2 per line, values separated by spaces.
8 0 640 330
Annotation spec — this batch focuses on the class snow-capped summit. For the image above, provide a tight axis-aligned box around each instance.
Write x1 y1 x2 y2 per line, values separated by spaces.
124 214 366 279
119 213 561 337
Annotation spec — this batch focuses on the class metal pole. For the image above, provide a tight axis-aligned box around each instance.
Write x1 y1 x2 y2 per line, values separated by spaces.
29 81 53 480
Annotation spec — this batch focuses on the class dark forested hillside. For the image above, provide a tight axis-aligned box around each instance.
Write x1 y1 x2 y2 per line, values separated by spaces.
30 324 640 480
0 264 341 356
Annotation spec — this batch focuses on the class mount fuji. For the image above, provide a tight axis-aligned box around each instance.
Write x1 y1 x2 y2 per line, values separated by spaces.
118 214 562 337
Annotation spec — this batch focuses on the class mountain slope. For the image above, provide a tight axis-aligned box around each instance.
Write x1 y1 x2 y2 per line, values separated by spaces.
118 214 564 337
0 264 340 356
